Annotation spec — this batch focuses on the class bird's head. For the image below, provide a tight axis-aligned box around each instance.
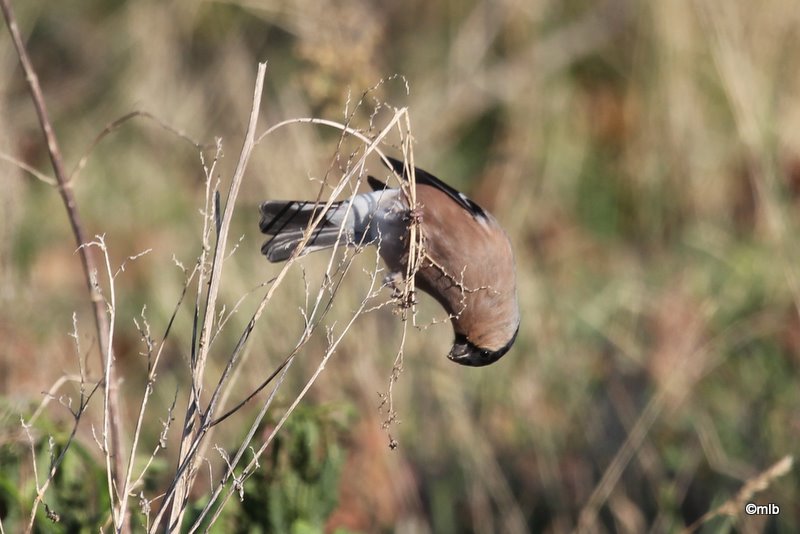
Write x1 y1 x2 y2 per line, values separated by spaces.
447 327 519 367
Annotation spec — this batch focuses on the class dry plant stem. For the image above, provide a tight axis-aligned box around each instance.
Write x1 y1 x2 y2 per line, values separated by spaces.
681 455 793 533
24 316 101 531
196 107 410 430
81 237 152 529
256 117 376 146
0 1 125 530
91 237 121 526
189 354 297 531
187 141 223 420
208 353 293 428
70 110 203 184
188 111 413 530
150 144 236 531
116 263 199 527
24 379 103 533
382 125 423 442
151 102 408 531
27 374 95 424
166 61 268 532
198 257 384 531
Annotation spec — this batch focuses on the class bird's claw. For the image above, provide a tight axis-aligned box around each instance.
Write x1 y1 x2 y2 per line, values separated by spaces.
384 272 417 308
403 207 423 226
383 271 404 297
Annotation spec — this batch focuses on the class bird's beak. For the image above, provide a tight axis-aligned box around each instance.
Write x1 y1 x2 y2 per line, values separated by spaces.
447 335 515 367
448 341 472 361
447 342 495 367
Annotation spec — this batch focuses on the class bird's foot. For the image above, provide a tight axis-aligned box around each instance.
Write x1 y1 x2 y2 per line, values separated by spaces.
403 207 423 226
383 271 404 296
384 272 417 308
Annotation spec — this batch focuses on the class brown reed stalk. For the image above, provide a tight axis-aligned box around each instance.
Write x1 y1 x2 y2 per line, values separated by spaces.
0 1 126 531
158 61 268 533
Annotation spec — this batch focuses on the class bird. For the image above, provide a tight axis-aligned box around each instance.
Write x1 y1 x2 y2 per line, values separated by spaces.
258 156 519 366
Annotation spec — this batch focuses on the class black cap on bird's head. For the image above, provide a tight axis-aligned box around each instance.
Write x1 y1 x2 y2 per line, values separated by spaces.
447 327 519 367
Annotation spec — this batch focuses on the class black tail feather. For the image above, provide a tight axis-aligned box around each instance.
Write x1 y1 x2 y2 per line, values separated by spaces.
259 200 343 234
258 200 347 263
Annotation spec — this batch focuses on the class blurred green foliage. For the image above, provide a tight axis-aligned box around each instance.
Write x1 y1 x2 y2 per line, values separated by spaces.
1 405 353 533
0 410 110 532
184 404 354 533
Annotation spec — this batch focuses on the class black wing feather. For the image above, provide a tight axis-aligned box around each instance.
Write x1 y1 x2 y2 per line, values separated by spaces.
382 156 486 219
367 175 387 191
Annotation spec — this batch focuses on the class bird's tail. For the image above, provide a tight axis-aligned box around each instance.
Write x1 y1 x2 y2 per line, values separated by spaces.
259 200 352 262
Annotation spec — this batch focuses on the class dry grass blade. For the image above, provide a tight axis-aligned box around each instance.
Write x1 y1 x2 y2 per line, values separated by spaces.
161 61 268 532
69 110 204 184
682 455 793 533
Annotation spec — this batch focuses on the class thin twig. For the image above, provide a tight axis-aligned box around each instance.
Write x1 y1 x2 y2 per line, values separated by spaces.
0 151 57 185
69 110 204 184
0 1 125 530
190 107 414 533
23 379 102 534
164 61 268 533
196 251 385 531
117 262 199 526
150 76 414 532
79 236 121 526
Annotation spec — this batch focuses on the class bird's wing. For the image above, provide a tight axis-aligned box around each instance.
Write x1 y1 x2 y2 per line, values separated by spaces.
382 156 487 219
367 175 388 191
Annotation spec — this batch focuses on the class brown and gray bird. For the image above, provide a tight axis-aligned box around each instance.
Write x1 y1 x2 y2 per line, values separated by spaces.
259 156 519 366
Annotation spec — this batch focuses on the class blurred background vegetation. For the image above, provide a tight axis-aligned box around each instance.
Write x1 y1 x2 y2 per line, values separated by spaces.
2 0 799 532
